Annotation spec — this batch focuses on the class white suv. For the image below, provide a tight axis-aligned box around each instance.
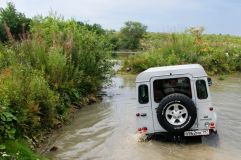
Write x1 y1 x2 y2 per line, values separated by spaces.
136 64 217 138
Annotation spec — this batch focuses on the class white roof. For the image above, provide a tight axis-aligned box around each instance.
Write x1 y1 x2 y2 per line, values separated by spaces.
136 64 207 82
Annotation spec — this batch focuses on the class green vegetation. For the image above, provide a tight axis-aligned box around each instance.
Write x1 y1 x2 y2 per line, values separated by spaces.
109 21 147 51
0 140 46 160
123 27 241 75
77 22 106 35
118 21 147 50
0 3 112 159
0 2 30 42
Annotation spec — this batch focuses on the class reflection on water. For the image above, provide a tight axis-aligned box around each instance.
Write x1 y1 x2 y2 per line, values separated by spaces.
46 74 241 160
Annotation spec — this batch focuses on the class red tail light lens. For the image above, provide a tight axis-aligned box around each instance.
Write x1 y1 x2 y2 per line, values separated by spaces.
210 122 215 128
209 107 214 111
136 113 140 117
142 127 148 131
137 127 148 132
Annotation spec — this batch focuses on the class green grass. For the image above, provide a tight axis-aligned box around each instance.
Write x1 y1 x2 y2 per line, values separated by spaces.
0 140 47 160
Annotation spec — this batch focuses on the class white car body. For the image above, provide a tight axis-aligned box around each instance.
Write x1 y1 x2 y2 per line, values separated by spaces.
136 64 217 137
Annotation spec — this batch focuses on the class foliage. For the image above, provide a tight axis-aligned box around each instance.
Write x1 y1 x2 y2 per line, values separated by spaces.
0 14 113 145
119 21 147 50
0 140 47 160
124 28 241 74
77 22 106 35
107 30 120 51
0 66 59 137
0 112 17 140
0 2 31 42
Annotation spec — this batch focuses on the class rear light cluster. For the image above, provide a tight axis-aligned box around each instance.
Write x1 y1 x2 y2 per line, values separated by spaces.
137 127 148 132
205 122 215 129
209 107 214 111
210 122 215 129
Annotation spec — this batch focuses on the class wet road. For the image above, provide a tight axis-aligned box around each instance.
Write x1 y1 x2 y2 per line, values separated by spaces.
46 74 241 160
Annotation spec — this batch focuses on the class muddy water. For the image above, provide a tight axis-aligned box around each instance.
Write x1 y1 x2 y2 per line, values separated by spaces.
46 74 241 160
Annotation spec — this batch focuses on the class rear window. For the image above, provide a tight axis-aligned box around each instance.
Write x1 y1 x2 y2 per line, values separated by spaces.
153 77 192 103
196 80 208 99
138 85 149 104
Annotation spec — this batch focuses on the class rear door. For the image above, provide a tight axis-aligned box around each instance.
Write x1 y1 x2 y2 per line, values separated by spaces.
150 75 198 132
194 77 213 130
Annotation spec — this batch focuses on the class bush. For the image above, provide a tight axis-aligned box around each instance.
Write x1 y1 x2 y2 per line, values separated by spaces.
124 31 241 74
0 2 31 42
0 112 17 140
0 66 59 136
0 15 113 142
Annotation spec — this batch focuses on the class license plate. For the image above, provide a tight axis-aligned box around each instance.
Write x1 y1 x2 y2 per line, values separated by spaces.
184 130 209 136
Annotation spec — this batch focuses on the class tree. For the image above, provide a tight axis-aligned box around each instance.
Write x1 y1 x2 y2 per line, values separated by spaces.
119 21 147 50
107 30 120 51
0 2 31 42
77 22 106 35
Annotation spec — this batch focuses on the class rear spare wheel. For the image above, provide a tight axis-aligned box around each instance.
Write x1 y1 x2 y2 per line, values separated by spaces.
156 93 197 133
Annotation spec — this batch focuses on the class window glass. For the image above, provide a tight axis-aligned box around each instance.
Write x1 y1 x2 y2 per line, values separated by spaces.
153 77 192 103
138 85 149 104
196 80 208 99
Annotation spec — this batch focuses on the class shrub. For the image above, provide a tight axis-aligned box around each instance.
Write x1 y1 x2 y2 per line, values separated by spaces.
0 66 59 136
0 2 31 42
0 111 17 140
0 15 113 141
124 31 241 74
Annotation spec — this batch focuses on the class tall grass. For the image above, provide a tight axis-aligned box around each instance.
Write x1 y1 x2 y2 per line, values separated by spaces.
124 31 241 74
0 15 113 146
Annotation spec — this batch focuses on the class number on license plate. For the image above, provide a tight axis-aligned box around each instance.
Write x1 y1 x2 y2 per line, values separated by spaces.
184 130 209 136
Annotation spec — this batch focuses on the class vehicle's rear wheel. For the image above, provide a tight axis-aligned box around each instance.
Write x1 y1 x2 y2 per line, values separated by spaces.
156 93 197 133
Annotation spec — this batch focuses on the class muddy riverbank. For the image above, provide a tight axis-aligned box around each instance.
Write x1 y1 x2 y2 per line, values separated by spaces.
45 73 241 160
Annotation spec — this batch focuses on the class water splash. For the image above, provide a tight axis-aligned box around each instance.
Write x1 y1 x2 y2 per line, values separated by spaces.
135 132 149 142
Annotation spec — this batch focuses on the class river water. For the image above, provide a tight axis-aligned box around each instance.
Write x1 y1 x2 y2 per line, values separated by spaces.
46 74 241 160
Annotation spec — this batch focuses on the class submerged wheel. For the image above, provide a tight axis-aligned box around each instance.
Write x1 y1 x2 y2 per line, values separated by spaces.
156 93 197 133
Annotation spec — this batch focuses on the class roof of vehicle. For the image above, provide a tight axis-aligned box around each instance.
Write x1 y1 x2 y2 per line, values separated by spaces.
136 64 207 82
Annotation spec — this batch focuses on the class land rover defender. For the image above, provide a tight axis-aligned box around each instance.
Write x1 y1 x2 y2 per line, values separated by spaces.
136 64 217 138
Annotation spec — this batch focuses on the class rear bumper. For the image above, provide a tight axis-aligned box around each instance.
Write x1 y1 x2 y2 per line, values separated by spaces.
142 129 217 137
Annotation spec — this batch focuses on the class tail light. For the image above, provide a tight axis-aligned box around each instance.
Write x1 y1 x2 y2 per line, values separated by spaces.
137 127 148 132
142 127 148 131
210 122 215 129
136 113 140 117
